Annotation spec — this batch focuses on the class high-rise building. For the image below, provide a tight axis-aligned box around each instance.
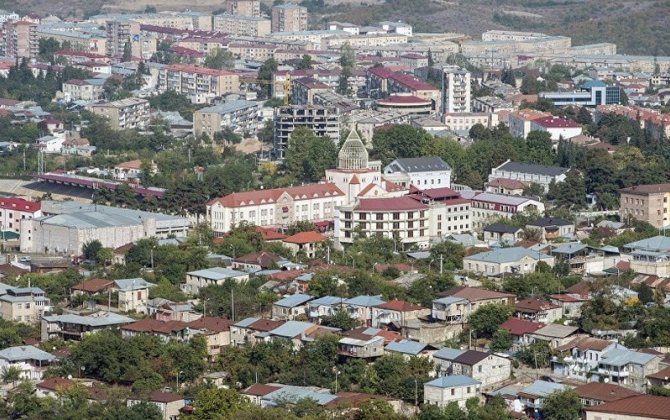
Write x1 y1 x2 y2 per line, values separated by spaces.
2 20 37 59
271 4 308 33
273 106 339 159
441 66 471 114
225 0 261 17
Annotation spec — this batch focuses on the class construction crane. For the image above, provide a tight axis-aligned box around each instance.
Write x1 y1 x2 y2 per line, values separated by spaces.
240 75 291 105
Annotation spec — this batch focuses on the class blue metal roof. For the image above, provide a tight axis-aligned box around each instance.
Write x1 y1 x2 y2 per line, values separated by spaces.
433 347 465 361
188 267 247 280
0 345 56 362
263 385 337 406
599 348 655 367
273 293 313 308
309 296 344 306
385 340 428 355
425 375 480 388
269 321 314 338
113 278 155 291
520 380 568 397
345 295 385 307
465 247 551 264
625 235 670 253
233 317 259 328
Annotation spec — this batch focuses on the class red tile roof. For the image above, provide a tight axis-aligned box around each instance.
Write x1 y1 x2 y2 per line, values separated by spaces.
374 299 424 312
438 286 515 302
499 318 544 336
533 116 581 129
243 383 281 396
187 316 233 333
208 183 344 208
283 231 327 244
147 390 183 403
514 298 559 312
0 197 40 213
486 178 526 190
248 319 284 332
122 319 188 334
574 382 640 403
646 366 670 381
548 293 581 302
37 377 75 391
356 196 428 212
72 278 114 293
255 226 287 241
164 64 236 77
584 395 670 418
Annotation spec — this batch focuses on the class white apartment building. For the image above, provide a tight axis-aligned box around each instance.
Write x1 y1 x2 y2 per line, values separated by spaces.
441 66 471 114
444 112 498 132
207 183 346 234
88 98 150 130
0 197 41 235
407 187 472 238
470 192 545 230
489 160 569 193
530 115 583 141
61 79 105 101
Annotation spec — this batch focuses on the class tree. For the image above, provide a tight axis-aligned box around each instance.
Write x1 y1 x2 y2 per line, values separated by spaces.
520 74 537 94
355 399 399 420
1 366 22 385
430 241 465 271
489 328 512 353
96 248 113 266
526 130 554 165
82 240 103 260
296 54 313 70
338 42 355 95
322 308 358 331
284 127 337 183
576 106 592 125
38 38 61 63
469 124 492 141
371 124 435 165
541 389 582 420
518 340 553 368
122 42 132 62
467 304 513 338
190 388 251 420
638 282 654 304
258 58 279 98
501 67 516 87
204 48 235 69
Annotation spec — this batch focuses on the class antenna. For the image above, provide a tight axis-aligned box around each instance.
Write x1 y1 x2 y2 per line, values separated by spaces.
37 150 45 175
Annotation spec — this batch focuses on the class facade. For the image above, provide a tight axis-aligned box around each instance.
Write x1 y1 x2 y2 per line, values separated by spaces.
540 81 621 107
113 278 155 313
344 295 385 327
335 196 430 249
584 395 670 420
3 21 38 59
409 187 472 238
193 100 260 139
441 66 471 114
337 336 385 359
282 231 326 258
619 183 670 229
88 98 150 130
463 247 554 276
470 192 545 230
0 197 41 235
514 298 562 323
530 116 583 141
41 312 134 341
128 391 184 420
0 285 50 324
273 106 340 159
431 287 516 324
443 112 497 132
225 0 260 16
371 300 430 328
424 375 481 408
271 4 308 33
383 157 452 189
20 202 189 255
596 348 660 392
439 350 512 388
158 64 240 103
184 267 249 294
0 345 55 381
367 67 440 109
489 160 569 193
508 109 551 139
526 217 575 241
213 14 270 37
271 293 313 321
61 79 105 101
207 183 345 234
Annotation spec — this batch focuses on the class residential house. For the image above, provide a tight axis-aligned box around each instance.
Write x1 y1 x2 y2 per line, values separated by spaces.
526 217 575 241
432 287 515 323
0 285 50 324
230 317 285 346
482 223 523 243
128 391 185 420
551 336 620 381
518 380 571 414
150 300 201 322
41 312 134 341
112 160 145 181
513 298 562 324
271 293 314 320
384 340 436 360
499 318 545 351
71 278 114 297
371 300 430 328
36 377 76 398
584 395 670 420
647 366 670 389
308 296 345 321
266 320 325 349
232 251 286 272
242 383 283 406
527 324 580 349
488 160 569 193
0 196 41 235
462 246 554 276
423 375 481 409
574 382 641 407
282 231 326 259
596 347 661 392
113 278 155 313
435 349 511 388
184 267 249 294
121 319 190 342
548 293 586 319
624 236 670 277
337 336 385 359
88 98 150 130
485 178 526 196
344 295 385 327
186 317 233 359
0 345 56 380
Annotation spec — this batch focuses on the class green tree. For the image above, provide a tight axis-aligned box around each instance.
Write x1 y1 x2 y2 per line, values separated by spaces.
490 328 513 353
638 282 654 304
430 241 465 271
371 124 435 166
322 308 358 331
204 48 235 69
518 340 553 368
96 248 113 266
284 127 337 183
576 106 592 125
338 42 356 95
541 389 582 420
296 54 313 70
468 304 513 338
122 42 132 62
190 388 251 420
38 38 61 63
355 399 399 420
82 240 103 260
258 58 279 98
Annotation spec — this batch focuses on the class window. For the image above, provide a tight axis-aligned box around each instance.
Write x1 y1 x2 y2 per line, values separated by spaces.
450 389 455 396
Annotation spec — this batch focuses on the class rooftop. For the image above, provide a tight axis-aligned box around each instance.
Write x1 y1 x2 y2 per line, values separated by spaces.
283 231 327 245
355 196 428 212
500 318 545 336
187 267 247 280
385 340 429 355
574 382 640 403
584 395 670 419
425 375 481 389
273 293 313 308
438 286 515 302
385 156 451 173
0 345 56 363
495 160 569 177
465 247 551 264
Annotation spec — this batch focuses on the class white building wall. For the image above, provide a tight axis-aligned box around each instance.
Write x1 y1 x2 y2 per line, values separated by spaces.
424 384 477 408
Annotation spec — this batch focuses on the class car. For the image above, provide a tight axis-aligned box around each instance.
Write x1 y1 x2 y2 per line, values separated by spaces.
19 256 31 262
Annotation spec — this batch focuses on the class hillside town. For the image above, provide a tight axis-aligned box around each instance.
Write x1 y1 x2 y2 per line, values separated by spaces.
0 0 670 419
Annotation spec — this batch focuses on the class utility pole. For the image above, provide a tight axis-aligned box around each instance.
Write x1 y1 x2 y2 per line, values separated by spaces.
439 254 444 274
231 289 235 322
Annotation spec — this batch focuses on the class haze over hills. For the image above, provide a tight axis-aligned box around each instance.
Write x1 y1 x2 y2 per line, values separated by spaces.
6 0 670 55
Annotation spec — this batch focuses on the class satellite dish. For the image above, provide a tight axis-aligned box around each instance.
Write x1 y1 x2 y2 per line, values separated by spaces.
67 374 72 380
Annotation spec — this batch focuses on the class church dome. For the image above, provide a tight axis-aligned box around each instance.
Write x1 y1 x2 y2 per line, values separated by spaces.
337 129 368 170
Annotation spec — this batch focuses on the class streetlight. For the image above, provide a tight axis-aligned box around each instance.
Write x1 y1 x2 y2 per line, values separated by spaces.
176 370 184 389
333 367 340 393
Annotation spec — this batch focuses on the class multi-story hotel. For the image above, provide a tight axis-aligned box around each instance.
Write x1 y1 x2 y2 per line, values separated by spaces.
158 64 240 103
88 98 150 130
619 183 670 229
207 184 346 234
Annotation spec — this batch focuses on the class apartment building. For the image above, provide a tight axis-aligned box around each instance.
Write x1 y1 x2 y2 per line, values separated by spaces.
530 116 583 141
207 183 346 234
106 19 141 57
225 0 261 17
273 105 340 159
0 197 41 235
158 64 240 103
619 183 670 228
36 22 107 56
335 196 430 250
444 112 497 132
441 66 471 114
271 4 308 33
88 98 150 130
470 192 545 230
408 187 472 237
0 285 50 324
508 109 552 139
213 13 271 37
3 20 37 58
193 100 260 139
481 30 548 42
489 160 569 193
61 79 105 101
